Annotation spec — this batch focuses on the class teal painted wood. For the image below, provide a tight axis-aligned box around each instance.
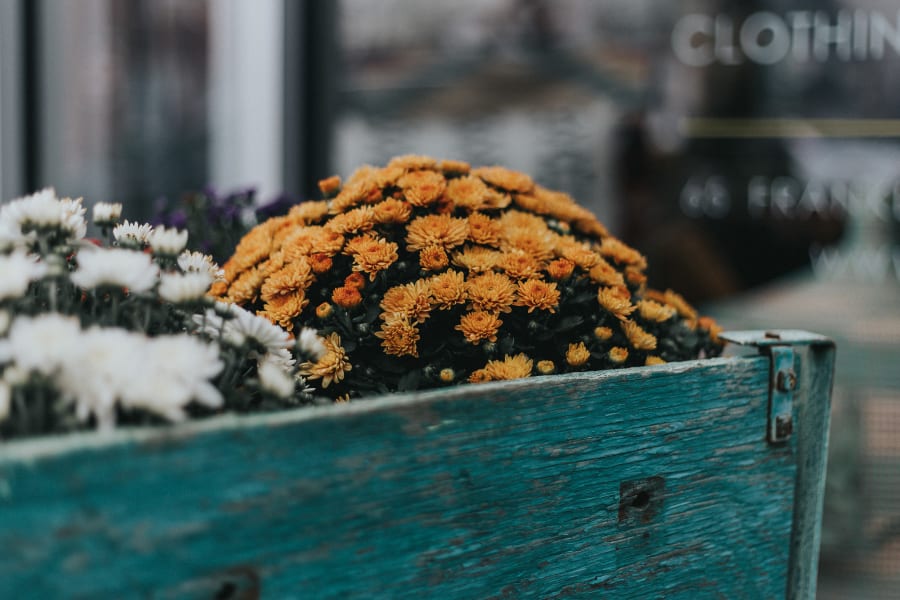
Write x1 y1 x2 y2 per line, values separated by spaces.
0 343 832 599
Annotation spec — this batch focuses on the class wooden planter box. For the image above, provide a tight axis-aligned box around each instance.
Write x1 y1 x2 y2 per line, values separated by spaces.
0 330 834 599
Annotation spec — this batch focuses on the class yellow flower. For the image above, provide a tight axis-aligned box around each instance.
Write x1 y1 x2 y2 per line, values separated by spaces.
289 200 330 223
545 258 575 281
646 288 698 321
419 245 449 271
348 236 398 281
317 176 342 196
500 251 542 280
645 356 666 366
456 311 503 344
468 368 491 383
609 346 629 364
598 237 647 269
316 302 333 319
594 326 613 341
380 279 432 324
388 154 439 171
300 332 352 388
260 259 314 304
566 342 591 367
637 299 676 323
406 214 469 252
445 176 492 212
439 159 470 175
515 279 560 313
466 212 502 247
536 360 556 375
428 269 467 310
375 314 420 357
439 368 456 382
473 165 534 193
622 319 657 351
332 285 363 309
597 286 636 319
588 258 625 287
399 170 447 207
484 353 533 380
324 205 377 235
466 271 517 314
373 198 412 224
451 245 501 273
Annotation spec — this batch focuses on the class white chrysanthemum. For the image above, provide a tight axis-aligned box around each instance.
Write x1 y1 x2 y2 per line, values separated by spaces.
148 226 189 256
158 271 213 304
0 215 26 250
58 197 88 239
0 313 82 375
113 220 154 247
260 348 295 371
92 202 123 225
258 356 295 398
0 380 10 421
71 246 159 293
195 302 292 353
122 334 223 422
297 327 327 360
0 251 48 301
178 250 224 281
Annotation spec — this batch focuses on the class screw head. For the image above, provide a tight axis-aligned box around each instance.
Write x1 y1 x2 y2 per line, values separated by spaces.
776 370 797 392
774 414 794 439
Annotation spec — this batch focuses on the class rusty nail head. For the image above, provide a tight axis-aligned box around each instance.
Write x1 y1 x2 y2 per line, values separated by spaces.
775 415 793 438
776 370 797 392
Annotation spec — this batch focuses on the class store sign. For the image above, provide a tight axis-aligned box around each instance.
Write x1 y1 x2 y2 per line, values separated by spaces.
673 10 900 66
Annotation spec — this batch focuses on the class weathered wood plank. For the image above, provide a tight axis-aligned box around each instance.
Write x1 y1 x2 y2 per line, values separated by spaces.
0 356 801 598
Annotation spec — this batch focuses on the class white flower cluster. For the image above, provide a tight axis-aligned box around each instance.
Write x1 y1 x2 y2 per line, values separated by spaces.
0 188 321 438
0 314 223 427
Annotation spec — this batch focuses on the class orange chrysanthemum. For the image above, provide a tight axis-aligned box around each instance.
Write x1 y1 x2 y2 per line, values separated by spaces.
566 342 591 367
451 245 501 273
373 198 412 224
637 299 676 323
466 271 517 314
466 212 502 247
698 316 723 343
349 236 398 281
609 347 629 364
473 166 534 193
456 311 503 344
262 291 308 331
597 286 636 319
283 227 344 262
260 259 314 304
406 214 469 252
439 368 456 383
380 279 432 324
398 170 446 207
374 166 405 188
300 332 352 388
227 266 267 304
599 237 647 269
594 326 614 341
428 269 467 310
516 279 560 313
500 251 542 280
536 360 556 375
388 154 438 171
445 176 492 212
344 272 366 290
439 159 470 175
501 226 554 262
622 320 658 351
588 258 626 287
558 241 599 270
324 205 376 235
546 258 575 280
646 356 667 366
230 224 273 272
309 253 333 275
289 200 330 224
316 302 333 319
318 176 342 196
332 285 363 309
468 368 491 383
375 314 420 358
484 353 533 380
419 245 449 271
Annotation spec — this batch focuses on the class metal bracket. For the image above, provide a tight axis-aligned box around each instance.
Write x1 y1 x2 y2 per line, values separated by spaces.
720 330 835 445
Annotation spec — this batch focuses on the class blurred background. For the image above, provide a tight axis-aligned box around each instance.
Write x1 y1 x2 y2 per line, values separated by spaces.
1 0 898 596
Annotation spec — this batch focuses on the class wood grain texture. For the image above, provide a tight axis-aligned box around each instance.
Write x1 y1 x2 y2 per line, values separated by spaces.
0 355 815 599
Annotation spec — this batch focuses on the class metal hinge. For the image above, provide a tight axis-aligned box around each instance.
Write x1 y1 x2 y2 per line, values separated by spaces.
720 330 833 445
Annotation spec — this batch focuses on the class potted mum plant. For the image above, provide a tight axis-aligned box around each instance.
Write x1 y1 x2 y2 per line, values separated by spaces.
0 158 833 599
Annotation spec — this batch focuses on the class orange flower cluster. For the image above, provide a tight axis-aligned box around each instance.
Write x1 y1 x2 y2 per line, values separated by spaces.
215 155 723 399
